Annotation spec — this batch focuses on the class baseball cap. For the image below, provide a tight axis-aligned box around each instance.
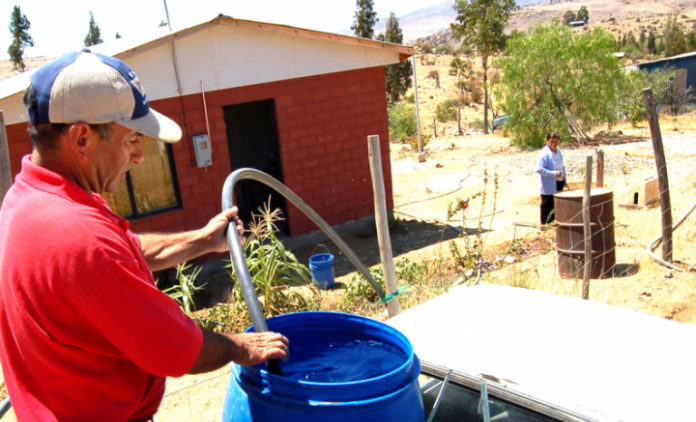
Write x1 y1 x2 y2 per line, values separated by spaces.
24 49 182 143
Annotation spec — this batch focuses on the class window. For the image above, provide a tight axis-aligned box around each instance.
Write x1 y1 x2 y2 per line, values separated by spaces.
419 363 569 421
102 137 180 218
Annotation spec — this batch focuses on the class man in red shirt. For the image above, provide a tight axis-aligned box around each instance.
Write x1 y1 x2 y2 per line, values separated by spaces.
0 50 288 421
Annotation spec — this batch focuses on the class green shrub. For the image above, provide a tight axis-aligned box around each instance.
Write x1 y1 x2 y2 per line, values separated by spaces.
388 102 417 143
434 44 454 55
408 132 430 151
227 201 319 327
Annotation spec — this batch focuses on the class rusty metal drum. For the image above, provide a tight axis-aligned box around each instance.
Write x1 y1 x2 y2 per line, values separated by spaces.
554 188 615 279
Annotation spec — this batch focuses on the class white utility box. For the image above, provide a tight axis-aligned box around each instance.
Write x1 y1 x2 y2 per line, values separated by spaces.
192 134 212 168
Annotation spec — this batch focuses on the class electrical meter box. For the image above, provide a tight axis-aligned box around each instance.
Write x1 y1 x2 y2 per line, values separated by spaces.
192 134 212 167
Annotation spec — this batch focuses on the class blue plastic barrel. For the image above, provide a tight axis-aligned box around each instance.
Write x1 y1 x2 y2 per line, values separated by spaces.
308 253 335 289
223 312 424 422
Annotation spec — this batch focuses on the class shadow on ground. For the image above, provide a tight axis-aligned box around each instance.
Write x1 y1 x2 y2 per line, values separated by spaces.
284 217 460 278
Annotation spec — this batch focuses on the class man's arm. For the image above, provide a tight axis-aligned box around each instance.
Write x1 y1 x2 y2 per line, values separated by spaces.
138 207 244 272
536 151 559 178
189 328 289 374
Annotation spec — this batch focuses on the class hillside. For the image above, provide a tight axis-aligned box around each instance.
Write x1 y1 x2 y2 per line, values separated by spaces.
406 0 696 47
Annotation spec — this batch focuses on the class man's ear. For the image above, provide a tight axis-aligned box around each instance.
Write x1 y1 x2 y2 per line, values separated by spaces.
65 123 92 157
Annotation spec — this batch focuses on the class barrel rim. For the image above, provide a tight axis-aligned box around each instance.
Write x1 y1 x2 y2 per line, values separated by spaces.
236 311 419 399
554 187 613 198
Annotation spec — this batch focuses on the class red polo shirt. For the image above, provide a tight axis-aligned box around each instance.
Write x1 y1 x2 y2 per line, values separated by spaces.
0 156 203 421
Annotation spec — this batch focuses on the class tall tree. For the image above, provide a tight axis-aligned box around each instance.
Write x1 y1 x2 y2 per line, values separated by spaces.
7 5 34 72
84 11 103 47
451 0 515 134
663 15 687 57
448 56 474 134
379 13 412 105
495 22 626 147
647 30 657 54
351 0 378 39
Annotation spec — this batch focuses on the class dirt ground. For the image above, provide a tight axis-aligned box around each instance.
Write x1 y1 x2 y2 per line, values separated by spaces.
152 115 696 421
2 116 695 420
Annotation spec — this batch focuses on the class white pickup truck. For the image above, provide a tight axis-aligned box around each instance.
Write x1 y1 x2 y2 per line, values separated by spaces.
387 284 696 421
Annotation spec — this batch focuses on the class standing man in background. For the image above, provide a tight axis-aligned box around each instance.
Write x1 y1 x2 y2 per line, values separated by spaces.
0 50 288 421
536 131 566 225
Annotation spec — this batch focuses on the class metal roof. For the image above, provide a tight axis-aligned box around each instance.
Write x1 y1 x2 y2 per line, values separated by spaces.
637 50 696 68
387 284 696 421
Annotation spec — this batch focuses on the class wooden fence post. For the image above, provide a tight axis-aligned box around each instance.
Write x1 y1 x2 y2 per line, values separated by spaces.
582 155 593 300
596 149 604 188
367 135 400 317
642 88 673 262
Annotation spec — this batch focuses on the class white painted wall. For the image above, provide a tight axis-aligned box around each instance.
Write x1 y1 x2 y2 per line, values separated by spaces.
129 22 405 100
0 18 410 125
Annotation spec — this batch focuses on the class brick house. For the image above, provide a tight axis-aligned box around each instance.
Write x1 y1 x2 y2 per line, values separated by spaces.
0 15 414 240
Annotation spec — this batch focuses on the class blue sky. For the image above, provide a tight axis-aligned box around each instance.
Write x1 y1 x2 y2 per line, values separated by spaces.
0 0 447 60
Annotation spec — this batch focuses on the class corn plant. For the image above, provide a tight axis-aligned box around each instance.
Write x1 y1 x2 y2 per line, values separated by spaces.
227 200 318 323
163 262 204 317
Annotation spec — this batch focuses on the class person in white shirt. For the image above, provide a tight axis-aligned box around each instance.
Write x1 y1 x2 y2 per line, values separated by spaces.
536 132 567 224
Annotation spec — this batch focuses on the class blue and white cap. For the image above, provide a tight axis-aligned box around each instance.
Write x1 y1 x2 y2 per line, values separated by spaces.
25 49 182 143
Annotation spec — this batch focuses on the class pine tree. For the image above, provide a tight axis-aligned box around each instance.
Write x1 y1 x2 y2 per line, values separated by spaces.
7 5 34 72
351 0 378 39
84 11 103 47
381 13 412 105
647 31 656 54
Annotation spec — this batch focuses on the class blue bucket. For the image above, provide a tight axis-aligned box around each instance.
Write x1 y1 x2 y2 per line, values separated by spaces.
223 311 424 422
309 253 335 289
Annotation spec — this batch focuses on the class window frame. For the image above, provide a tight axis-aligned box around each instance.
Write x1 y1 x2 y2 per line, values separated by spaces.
419 361 590 422
121 142 182 220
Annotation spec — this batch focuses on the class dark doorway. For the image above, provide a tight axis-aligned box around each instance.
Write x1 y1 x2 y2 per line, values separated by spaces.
223 99 288 234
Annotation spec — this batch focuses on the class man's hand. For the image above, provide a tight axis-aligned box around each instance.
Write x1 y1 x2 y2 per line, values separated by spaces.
229 332 290 366
202 206 245 253
190 329 289 374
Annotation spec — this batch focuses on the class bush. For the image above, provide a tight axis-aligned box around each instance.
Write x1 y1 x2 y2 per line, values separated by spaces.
408 132 430 151
435 44 454 55
436 98 459 123
470 118 484 130
418 41 433 54
470 81 484 104
388 102 417 142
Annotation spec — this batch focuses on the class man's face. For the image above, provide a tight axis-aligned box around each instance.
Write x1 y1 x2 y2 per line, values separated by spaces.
547 136 559 152
88 124 144 194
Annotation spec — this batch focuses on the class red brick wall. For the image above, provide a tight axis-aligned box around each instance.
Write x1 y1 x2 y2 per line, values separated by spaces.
4 66 393 239
5 123 32 179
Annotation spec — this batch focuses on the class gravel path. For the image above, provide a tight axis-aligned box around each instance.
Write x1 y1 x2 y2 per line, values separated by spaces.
475 135 696 180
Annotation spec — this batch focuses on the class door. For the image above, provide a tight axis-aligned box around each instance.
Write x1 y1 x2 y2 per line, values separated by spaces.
223 99 288 234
